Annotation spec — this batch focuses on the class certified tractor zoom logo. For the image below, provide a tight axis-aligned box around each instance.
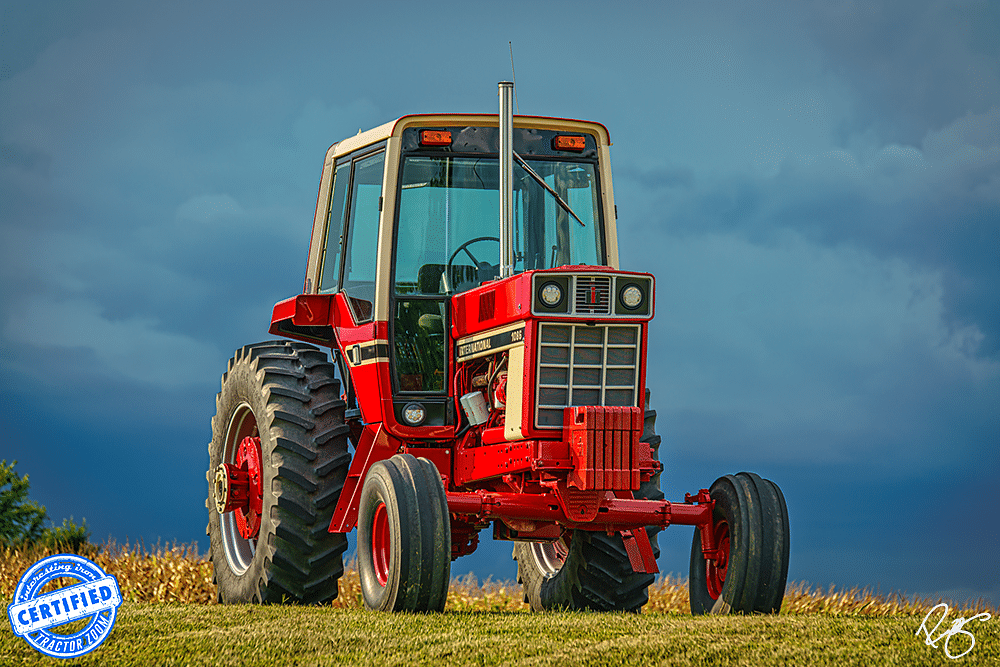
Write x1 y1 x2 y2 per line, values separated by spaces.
7 554 122 659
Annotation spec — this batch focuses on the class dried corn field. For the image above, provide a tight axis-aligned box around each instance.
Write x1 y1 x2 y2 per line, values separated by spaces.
1 543 994 617
1 542 216 604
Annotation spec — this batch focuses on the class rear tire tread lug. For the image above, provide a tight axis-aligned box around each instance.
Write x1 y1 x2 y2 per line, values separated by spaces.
313 423 351 446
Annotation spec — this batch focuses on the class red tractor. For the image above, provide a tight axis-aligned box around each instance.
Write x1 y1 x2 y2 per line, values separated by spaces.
207 83 790 613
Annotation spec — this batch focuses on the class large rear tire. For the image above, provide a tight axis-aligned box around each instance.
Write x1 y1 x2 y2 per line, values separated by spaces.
513 390 663 611
689 472 789 614
357 454 451 612
206 341 351 603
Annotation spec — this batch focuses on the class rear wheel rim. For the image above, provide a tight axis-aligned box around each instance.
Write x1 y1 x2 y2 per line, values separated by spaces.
706 520 730 600
371 502 391 587
220 403 259 575
529 534 570 577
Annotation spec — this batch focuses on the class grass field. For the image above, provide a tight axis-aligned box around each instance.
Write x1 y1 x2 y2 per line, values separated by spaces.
2 544 996 665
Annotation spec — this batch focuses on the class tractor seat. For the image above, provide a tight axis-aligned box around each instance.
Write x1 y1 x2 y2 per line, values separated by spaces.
416 263 481 294
417 313 444 334
417 264 446 294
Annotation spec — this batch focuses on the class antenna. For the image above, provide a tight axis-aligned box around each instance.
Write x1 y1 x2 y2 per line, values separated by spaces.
509 41 519 114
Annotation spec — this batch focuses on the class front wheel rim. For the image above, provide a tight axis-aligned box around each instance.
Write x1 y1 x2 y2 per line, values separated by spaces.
371 502 391 587
706 520 730 600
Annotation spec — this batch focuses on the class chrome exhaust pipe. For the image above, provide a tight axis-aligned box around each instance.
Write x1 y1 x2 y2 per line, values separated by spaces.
498 81 514 279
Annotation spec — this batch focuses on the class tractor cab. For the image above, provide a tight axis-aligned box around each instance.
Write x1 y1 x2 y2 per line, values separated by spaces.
271 112 629 436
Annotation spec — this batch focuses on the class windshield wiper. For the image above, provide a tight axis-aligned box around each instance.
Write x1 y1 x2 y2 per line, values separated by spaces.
512 152 586 227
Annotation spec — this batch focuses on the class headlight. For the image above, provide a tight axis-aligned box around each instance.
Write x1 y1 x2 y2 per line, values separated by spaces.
540 282 563 307
401 402 426 426
620 284 643 309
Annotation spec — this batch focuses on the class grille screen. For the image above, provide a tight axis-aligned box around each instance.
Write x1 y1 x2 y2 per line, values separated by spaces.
574 276 612 315
535 323 640 427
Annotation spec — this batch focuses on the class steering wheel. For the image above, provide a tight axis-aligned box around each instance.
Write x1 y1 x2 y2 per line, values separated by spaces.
445 236 500 292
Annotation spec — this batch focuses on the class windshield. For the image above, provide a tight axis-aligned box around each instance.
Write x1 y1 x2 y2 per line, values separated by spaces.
393 155 604 295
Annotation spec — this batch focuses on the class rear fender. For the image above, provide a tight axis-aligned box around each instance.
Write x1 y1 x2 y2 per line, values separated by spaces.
269 294 335 344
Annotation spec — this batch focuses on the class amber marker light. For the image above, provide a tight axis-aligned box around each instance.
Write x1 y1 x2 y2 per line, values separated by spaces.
552 135 586 151
420 130 452 146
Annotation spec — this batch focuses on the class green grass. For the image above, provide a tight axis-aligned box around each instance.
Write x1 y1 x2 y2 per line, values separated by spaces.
2 603 997 666
3 545 996 665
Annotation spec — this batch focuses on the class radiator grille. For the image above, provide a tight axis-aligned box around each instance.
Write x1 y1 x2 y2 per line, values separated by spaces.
535 322 640 428
574 276 612 315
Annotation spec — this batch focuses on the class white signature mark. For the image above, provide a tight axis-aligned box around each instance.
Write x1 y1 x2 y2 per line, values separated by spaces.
916 603 991 659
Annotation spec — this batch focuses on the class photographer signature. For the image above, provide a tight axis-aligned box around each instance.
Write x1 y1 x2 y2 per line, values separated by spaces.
916 603 991 659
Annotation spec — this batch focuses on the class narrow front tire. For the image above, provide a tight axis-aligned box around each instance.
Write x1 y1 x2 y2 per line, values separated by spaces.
689 472 789 614
357 454 451 612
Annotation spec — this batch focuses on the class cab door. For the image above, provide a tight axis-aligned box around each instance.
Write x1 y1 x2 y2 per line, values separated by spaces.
315 146 388 423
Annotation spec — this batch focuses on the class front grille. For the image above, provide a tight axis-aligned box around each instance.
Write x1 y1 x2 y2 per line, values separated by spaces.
574 276 612 315
535 323 640 428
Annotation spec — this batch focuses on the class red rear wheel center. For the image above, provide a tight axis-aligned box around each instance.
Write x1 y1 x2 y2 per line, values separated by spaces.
371 503 391 587
234 436 263 540
706 520 730 600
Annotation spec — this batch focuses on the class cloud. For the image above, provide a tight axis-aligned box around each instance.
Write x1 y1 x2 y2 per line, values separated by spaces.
635 230 998 467
803 0 1000 143
922 106 1000 199
621 102 1000 355
799 106 1000 199
0 28 385 400
3 297 220 388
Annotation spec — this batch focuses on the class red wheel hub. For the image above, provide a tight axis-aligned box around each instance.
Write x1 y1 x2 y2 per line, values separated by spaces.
706 519 730 600
233 436 263 540
371 502 391 587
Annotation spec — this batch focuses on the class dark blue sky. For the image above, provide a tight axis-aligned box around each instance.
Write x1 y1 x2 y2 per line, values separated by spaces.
2 1 997 606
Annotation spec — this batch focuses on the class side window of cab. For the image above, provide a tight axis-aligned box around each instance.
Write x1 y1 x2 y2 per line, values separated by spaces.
318 161 351 293
318 149 386 323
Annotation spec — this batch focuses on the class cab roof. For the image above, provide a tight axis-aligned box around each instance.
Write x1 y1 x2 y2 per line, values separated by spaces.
331 114 612 160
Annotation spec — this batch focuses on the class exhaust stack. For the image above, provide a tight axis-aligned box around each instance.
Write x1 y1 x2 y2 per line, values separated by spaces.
498 81 514 279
